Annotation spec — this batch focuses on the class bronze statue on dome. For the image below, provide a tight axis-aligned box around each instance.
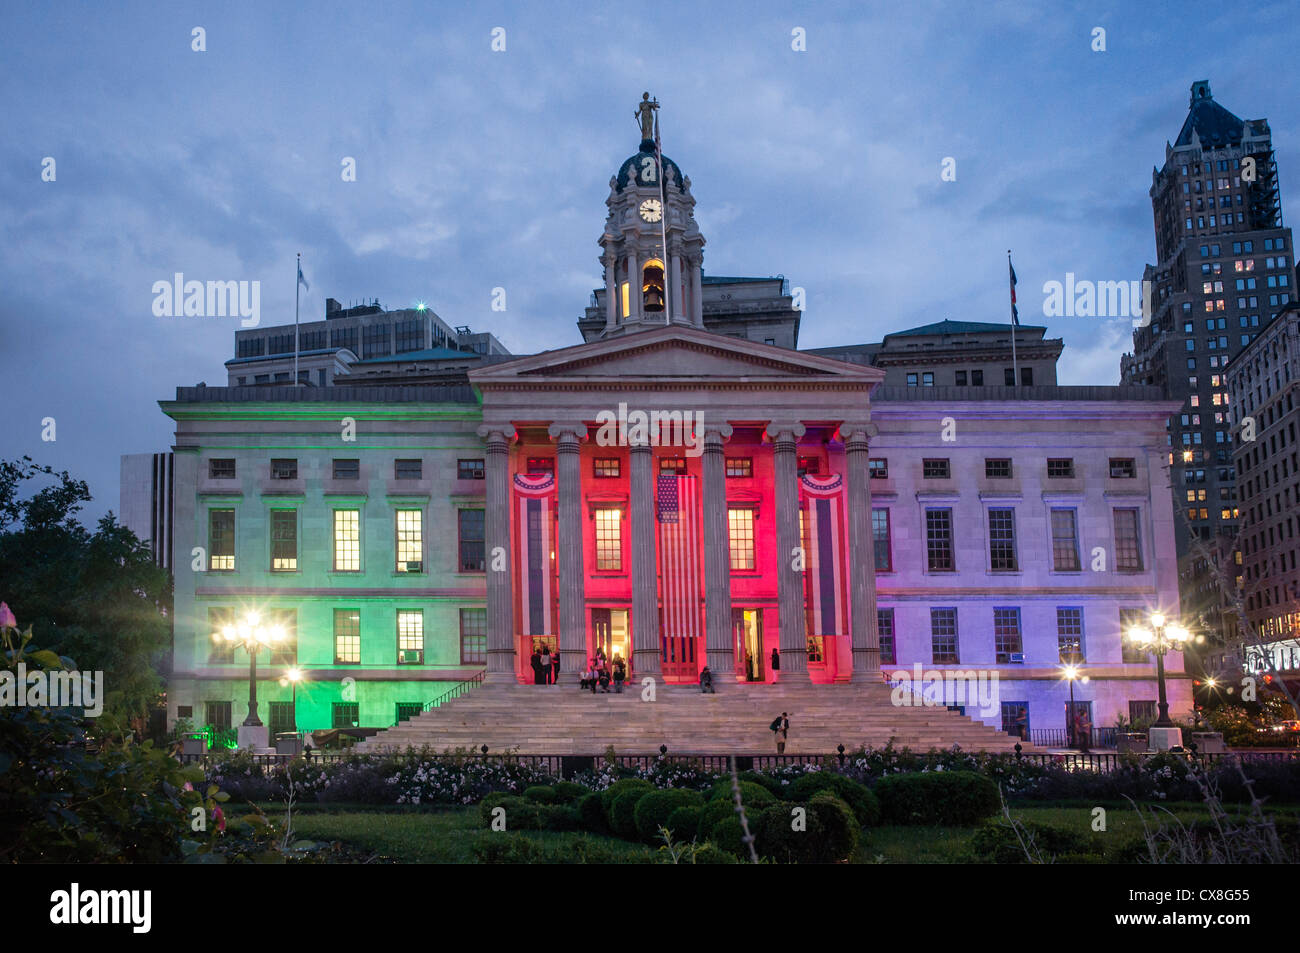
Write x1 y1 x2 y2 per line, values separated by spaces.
635 92 659 142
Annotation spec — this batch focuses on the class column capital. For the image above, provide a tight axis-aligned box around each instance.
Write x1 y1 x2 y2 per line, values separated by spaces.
838 421 878 446
764 421 806 443
476 424 517 444
702 423 733 446
547 422 589 444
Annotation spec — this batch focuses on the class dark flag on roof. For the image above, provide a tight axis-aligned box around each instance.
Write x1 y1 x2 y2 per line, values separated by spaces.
1008 254 1020 327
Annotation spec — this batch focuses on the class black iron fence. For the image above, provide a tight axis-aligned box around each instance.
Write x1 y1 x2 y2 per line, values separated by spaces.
175 748 1300 776
1027 727 1118 749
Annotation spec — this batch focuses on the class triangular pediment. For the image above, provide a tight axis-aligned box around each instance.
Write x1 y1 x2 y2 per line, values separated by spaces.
470 326 882 387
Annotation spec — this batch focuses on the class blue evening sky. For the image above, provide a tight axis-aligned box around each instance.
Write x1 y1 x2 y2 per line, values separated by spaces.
1 0 1296 522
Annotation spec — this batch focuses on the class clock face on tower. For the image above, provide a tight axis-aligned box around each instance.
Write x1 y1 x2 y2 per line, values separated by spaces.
639 198 663 223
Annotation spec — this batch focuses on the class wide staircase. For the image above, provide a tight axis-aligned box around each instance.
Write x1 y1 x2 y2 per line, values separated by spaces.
355 679 1040 755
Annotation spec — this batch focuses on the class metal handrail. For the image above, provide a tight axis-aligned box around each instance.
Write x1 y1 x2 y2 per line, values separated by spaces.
422 671 484 712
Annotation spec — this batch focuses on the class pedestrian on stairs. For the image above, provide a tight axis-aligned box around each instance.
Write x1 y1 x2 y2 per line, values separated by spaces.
699 666 715 693
770 647 780 674
539 645 552 686
612 655 626 693
530 647 543 685
770 712 789 753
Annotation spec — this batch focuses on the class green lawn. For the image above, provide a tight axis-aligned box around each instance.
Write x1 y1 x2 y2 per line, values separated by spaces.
278 801 1296 864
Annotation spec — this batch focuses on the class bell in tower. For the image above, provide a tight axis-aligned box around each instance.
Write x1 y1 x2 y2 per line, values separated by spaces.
642 260 666 312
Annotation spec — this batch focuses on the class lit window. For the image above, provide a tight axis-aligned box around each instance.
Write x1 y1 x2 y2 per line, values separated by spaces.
397 610 424 664
333 510 360 571
872 508 891 571
209 509 235 571
333 609 361 663
594 507 622 570
728 508 755 571
396 510 423 572
270 509 298 571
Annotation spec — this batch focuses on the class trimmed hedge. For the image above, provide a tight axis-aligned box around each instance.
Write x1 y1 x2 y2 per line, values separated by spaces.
788 771 880 826
709 817 748 856
874 770 999 826
600 778 653 816
578 792 608 833
697 798 740 840
634 789 704 842
753 797 858 863
808 792 860 860
552 781 589 804
522 785 559 804
610 788 649 839
707 779 777 808
969 820 1098 864
665 806 703 841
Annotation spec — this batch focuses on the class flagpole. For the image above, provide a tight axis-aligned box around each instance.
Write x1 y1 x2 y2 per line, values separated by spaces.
294 253 301 386
654 104 671 325
1008 250 1018 389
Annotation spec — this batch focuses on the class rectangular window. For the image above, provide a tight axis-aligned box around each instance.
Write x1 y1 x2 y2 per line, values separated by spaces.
1113 508 1143 571
396 509 424 572
1109 457 1136 478
271 458 298 480
458 459 485 480
984 458 1012 479
526 457 554 475
930 608 959 664
955 370 968 386
394 458 422 480
728 508 756 571
333 510 360 571
270 509 298 571
994 607 1022 663
205 701 233 732
725 457 753 478
971 370 983 385
1004 368 1016 386
868 458 888 479
988 508 1018 571
593 457 621 478
332 458 359 480
460 608 487 664
659 457 687 476
922 458 950 479
1021 367 1033 386
1050 508 1080 571
209 509 235 571
268 701 295 738
1046 458 1075 478
872 508 892 571
332 702 359 729
333 609 361 664
594 507 622 570
877 608 896 664
207 607 235 663
397 610 424 664
1129 700 1158 724
209 458 236 479
395 702 422 723
1001 702 1029 738
458 509 485 572
926 508 954 571
1120 608 1147 662
269 609 297 667
1057 607 1084 663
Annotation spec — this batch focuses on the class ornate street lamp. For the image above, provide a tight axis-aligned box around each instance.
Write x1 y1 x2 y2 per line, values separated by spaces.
1125 611 1192 750
1061 664 1090 751
217 611 286 748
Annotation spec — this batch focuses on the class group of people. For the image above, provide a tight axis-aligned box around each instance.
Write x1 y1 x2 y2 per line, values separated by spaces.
529 645 559 685
580 648 627 693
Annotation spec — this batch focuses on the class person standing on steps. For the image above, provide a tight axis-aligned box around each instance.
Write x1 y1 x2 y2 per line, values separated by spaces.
530 646 543 685
699 665 715 693
612 655 626 693
551 650 561 686
770 647 780 676
770 711 789 753
539 645 552 686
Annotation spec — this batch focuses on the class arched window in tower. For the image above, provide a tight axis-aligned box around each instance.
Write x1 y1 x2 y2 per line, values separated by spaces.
642 259 666 313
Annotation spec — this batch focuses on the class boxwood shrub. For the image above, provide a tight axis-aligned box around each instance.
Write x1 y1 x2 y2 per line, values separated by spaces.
706 778 777 808
600 778 654 817
874 770 999 826
634 789 704 842
665 806 703 841
788 771 880 826
610 788 651 839
522 785 558 804
552 781 589 804
578 791 608 833
969 820 1099 864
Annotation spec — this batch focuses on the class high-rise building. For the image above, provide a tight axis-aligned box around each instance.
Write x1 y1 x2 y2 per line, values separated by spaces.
1122 80 1296 642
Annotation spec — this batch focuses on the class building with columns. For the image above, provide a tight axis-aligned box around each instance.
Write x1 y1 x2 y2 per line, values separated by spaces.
155 97 1195 744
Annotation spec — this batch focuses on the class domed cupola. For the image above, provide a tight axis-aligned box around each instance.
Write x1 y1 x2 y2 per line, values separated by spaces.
595 93 706 338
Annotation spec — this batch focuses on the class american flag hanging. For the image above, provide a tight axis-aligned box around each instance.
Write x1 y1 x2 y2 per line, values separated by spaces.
514 473 556 640
800 473 847 639
656 474 701 666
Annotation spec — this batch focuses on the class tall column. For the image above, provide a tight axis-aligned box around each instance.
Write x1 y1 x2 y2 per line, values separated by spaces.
702 424 735 684
629 439 662 676
478 425 517 681
549 423 588 682
689 256 703 327
767 422 809 680
628 249 642 323
843 423 881 677
669 247 683 324
603 253 617 330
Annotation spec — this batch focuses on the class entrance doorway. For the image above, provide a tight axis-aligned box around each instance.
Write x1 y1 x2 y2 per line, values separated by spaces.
591 609 630 668
733 608 764 682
